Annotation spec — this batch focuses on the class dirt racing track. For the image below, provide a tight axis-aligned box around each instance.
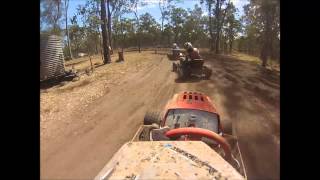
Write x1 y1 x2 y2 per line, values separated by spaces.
40 51 280 180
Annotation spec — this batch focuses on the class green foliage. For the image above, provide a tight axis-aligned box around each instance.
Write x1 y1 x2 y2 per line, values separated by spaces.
168 7 188 43
139 13 161 46
40 0 279 62
238 0 280 62
40 0 64 35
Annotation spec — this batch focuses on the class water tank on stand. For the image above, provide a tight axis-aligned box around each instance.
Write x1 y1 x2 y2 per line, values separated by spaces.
40 35 65 81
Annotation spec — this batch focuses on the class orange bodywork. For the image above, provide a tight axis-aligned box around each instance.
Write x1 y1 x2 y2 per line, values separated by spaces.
161 91 223 132
164 91 219 114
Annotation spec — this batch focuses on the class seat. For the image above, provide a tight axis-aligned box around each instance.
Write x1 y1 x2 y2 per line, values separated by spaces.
188 59 204 68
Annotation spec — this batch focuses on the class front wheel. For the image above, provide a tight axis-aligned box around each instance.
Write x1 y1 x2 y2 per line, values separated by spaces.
203 66 212 79
144 110 162 125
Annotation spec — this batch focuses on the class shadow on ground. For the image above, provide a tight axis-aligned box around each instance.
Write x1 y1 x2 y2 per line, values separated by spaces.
203 52 280 108
174 76 210 83
199 52 280 180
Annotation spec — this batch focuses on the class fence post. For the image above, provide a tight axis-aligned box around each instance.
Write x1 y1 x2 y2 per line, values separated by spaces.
118 51 124 61
89 55 94 72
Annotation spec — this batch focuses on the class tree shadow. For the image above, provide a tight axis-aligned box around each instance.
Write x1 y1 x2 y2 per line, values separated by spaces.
203 52 280 105
242 81 279 108
174 76 202 83
208 77 279 180
198 52 280 179
223 73 240 84
40 76 74 90
174 75 212 83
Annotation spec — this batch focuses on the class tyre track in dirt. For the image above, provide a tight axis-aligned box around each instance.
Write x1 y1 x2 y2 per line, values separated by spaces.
201 55 280 180
41 52 279 180
41 55 179 179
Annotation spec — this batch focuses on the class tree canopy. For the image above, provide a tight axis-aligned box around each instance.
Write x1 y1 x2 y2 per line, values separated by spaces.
40 0 280 66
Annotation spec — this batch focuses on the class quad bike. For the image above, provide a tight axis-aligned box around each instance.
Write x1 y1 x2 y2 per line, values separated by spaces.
167 48 184 61
95 92 247 180
172 57 212 80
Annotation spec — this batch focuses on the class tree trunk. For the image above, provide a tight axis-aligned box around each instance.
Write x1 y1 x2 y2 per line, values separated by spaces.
161 18 164 46
174 30 178 44
221 6 229 53
229 39 233 54
138 33 141 53
159 2 165 47
113 35 117 49
216 0 230 54
64 0 73 59
120 15 125 51
214 0 221 54
98 29 104 60
95 37 98 54
224 38 228 54
208 3 214 51
261 44 268 67
96 0 104 60
107 0 112 50
134 14 141 53
118 51 124 61
100 0 111 63
122 34 125 52
260 6 272 68
221 35 225 53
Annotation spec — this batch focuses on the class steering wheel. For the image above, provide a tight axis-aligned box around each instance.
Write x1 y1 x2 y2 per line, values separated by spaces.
165 127 231 160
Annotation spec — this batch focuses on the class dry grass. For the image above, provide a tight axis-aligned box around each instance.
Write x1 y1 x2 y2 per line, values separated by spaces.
40 51 164 140
199 48 279 72
230 51 280 72
230 52 261 64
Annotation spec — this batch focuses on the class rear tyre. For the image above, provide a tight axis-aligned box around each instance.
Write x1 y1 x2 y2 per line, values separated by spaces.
203 66 212 80
144 110 161 125
172 63 177 72
176 66 184 79
222 120 233 135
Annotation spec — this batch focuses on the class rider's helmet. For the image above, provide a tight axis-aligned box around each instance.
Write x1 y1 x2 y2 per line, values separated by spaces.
172 43 178 49
184 42 193 51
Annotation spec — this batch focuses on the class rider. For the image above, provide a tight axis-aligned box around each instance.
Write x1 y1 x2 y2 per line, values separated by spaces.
183 42 201 61
172 43 179 49
172 43 182 59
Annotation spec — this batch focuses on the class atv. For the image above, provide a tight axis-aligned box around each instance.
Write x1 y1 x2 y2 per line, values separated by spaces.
167 48 184 61
95 92 247 180
172 57 212 80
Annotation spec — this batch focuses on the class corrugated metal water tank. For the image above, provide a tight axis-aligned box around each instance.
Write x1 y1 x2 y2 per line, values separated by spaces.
40 35 65 81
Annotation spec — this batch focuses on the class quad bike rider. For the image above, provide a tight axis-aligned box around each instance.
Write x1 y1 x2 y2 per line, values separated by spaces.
172 43 178 49
168 43 183 60
184 42 201 61
172 42 212 79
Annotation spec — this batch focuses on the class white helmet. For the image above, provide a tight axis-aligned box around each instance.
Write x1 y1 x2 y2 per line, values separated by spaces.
184 42 193 50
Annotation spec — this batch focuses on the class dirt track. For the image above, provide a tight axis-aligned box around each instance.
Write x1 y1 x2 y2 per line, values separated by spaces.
40 51 279 180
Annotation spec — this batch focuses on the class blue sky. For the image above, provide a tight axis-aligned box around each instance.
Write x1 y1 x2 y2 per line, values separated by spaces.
67 0 249 26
